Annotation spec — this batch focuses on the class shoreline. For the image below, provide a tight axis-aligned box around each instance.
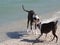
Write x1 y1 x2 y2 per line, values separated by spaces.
0 26 60 45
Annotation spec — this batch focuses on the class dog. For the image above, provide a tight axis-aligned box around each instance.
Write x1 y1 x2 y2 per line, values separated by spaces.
22 5 36 30
36 20 58 43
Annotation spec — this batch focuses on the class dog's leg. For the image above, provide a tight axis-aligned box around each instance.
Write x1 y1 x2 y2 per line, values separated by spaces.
52 32 58 43
27 19 29 29
44 34 47 41
50 29 58 43
36 33 43 40
35 22 37 29
30 21 33 30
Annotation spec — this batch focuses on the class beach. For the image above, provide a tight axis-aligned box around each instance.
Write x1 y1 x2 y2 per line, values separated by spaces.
0 19 60 45
0 26 60 45
0 0 60 45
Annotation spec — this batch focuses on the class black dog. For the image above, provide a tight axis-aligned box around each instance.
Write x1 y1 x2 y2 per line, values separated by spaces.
22 5 35 30
36 20 58 43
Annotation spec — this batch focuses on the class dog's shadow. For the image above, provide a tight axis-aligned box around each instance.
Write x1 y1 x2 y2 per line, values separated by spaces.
6 31 28 39
21 39 44 43
6 31 44 43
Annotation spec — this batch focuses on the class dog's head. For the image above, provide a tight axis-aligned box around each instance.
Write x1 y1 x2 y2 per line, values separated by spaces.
37 22 41 29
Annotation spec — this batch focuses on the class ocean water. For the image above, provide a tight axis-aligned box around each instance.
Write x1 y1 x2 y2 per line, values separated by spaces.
0 0 60 25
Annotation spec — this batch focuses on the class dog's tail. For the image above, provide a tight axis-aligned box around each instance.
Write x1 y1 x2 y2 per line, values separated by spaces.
22 5 29 12
55 20 58 25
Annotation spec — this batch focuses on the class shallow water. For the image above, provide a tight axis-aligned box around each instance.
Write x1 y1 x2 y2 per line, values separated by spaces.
0 0 60 25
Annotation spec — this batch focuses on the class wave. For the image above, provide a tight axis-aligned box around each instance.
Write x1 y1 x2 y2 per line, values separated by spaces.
41 11 60 24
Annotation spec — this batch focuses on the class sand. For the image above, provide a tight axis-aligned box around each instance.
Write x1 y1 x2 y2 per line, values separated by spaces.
0 20 60 45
